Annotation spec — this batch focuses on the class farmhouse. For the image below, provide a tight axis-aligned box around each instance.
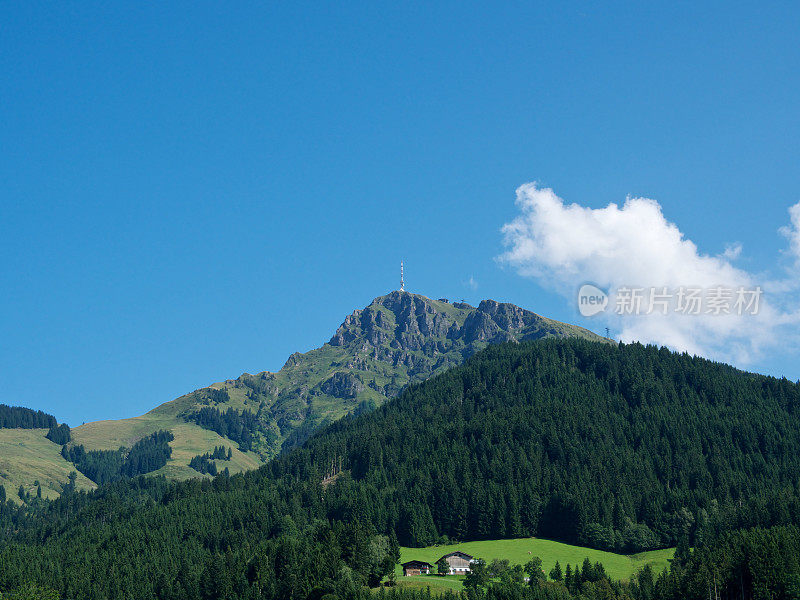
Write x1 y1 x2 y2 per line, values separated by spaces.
437 551 474 574
402 560 433 576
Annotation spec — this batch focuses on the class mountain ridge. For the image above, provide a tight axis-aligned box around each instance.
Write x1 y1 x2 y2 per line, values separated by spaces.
166 291 608 458
4 291 608 493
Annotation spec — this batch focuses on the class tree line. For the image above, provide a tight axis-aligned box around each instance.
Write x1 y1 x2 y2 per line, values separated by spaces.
0 404 58 430
189 445 233 476
60 430 174 484
3 522 796 599
0 405 71 446
186 406 258 452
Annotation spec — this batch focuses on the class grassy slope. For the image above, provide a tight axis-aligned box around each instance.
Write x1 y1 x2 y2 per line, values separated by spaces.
0 429 96 502
395 538 674 588
72 416 262 481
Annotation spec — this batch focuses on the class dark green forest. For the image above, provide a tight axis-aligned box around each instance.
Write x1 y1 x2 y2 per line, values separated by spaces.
289 339 800 551
44 423 71 445
0 405 58 430
1 340 800 599
189 445 233 476
187 406 260 452
60 430 174 484
0 405 71 445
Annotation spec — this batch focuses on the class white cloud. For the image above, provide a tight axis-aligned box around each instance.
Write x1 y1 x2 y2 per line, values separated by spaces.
466 275 479 291
779 202 800 262
499 183 800 365
721 243 743 261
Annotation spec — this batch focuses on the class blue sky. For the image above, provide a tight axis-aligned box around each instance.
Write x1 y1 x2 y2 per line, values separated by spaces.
2 2 799 425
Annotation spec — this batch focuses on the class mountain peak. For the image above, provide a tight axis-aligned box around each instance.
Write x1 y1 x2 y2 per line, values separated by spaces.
329 291 604 351
224 292 608 457
72 291 610 480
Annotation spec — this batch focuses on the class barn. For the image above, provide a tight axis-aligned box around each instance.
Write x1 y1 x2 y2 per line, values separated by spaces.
402 560 433 576
437 551 474 574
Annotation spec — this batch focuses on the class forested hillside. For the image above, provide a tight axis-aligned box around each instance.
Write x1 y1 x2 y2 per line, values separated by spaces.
2 339 800 600
0 405 58 430
0 404 70 445
60 292 606 484
61 430 175 484
0 404 71 447
289 339 800 551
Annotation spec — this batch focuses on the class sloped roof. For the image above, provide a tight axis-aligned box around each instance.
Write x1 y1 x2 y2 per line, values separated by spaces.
402 560 433 568
438 551 474 561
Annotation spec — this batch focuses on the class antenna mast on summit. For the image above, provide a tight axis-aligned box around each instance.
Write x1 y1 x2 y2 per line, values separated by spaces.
400 261 405 292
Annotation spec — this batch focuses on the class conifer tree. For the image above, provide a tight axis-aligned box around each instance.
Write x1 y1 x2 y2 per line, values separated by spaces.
436 557 449 576
550 561 563 582
524 557 545 584
581 557 593 582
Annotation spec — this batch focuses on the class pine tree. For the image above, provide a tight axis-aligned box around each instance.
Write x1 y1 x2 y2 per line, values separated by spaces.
674 535 691 567
581 557 593 582
388 531 400 567
524 557 545 584
64 471 77 494
437 557 449 576
635 565 655 600
550 560 563 582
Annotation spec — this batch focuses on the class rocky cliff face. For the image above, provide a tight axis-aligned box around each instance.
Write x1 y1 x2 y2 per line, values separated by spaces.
179 291 608 459
330 293 466 350
320 372 364 398
328 292 596 362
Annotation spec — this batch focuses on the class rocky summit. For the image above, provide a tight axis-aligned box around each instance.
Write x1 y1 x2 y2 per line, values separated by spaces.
68 292 609 479
175 292 608 459
328 292 606 384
